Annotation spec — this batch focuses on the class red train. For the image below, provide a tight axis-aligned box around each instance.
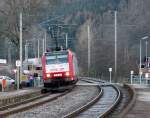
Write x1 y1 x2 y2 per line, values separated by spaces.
42 49 79 90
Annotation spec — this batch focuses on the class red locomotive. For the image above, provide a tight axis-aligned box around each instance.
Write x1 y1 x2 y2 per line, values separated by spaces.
42 49 79 90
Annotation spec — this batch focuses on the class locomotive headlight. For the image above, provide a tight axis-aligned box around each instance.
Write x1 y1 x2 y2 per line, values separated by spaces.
46 73 51 78
65 72 70 76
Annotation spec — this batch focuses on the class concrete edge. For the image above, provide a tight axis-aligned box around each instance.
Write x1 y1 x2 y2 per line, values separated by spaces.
117 84 136 118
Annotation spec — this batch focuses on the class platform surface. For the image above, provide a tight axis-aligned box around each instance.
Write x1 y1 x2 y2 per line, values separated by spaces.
125 84 150 118
0 87 41 99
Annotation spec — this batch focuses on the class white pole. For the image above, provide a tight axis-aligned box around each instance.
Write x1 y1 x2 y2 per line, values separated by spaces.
88 25 91 72
110 71 112 83
131 74 132 84
140 39 142 84
109 68 112 83
130 70 134 85
145 73 148 85
66 33 68 49
19 12 23 90
114 11 117 82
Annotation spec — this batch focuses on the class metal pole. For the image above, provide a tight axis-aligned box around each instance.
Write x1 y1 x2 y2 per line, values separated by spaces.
45 31 47 52
38 39 40 64
25 40 28 62
25 43 27 61
109 68 112 83
88 25 91 72
130 71 134 85
145 73 148 85
43 38 45 54
2 78 4 92
8 43 11 64
66 33 68 49
140 39 142 84
19 12 23 90
110 71 112 83
17 67 20 90
27 43 28 63
114 11 117 82
146 40 148 70
131 74 132 85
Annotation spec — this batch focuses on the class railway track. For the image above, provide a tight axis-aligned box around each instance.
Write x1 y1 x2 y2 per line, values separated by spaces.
64 78 121 118
0 88 73 118
7 85 100 118
1 77 135 118
65 78 136 118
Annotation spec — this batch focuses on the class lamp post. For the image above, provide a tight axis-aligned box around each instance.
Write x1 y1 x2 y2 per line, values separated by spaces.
140 39 142 84
38 39 40 64
142 36 148 60
19 12 23 90
88 25 91 73
145 40 148 65
140 36 149 84
114 11 117 82
65 33 68 49
25 40 29 63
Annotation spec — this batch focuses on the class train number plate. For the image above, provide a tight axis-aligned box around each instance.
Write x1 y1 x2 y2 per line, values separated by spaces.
54 74 62 77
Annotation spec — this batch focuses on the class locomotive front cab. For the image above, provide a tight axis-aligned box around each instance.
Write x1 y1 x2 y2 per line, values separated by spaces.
42 50 75 88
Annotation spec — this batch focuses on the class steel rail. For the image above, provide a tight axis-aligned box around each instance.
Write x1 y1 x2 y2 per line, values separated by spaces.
82 78 136 118
99 84 121 118
0 92 51 111
63 85 103 118
0 88 74 118
63 78 121 118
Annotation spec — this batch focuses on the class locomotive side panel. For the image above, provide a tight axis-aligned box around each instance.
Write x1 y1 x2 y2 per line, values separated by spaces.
72 53 79 80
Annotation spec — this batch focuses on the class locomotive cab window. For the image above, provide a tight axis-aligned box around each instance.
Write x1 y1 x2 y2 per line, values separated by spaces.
46 54 68 64
46 56 56 64
57 55 68 63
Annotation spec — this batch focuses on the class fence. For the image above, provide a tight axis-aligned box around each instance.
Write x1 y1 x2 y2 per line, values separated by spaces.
130 75 150 85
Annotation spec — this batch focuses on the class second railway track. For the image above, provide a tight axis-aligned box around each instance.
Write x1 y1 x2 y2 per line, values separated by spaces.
64 78 121 118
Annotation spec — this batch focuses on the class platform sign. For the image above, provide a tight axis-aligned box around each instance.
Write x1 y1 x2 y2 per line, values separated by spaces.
21 75 28 81
0 59 7 64
16 60 21 67
145 73 150 80
130 70 134 75
109 68 112 72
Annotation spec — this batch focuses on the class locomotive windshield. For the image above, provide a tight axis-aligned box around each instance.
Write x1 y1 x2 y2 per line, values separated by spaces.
46 54 68 64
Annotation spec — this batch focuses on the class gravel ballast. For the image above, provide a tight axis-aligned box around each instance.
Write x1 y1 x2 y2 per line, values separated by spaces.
8 85 99 118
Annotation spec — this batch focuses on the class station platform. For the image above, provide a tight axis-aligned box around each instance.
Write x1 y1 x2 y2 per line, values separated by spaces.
0 87 41 97
0 87 42 107
125 84 150 118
